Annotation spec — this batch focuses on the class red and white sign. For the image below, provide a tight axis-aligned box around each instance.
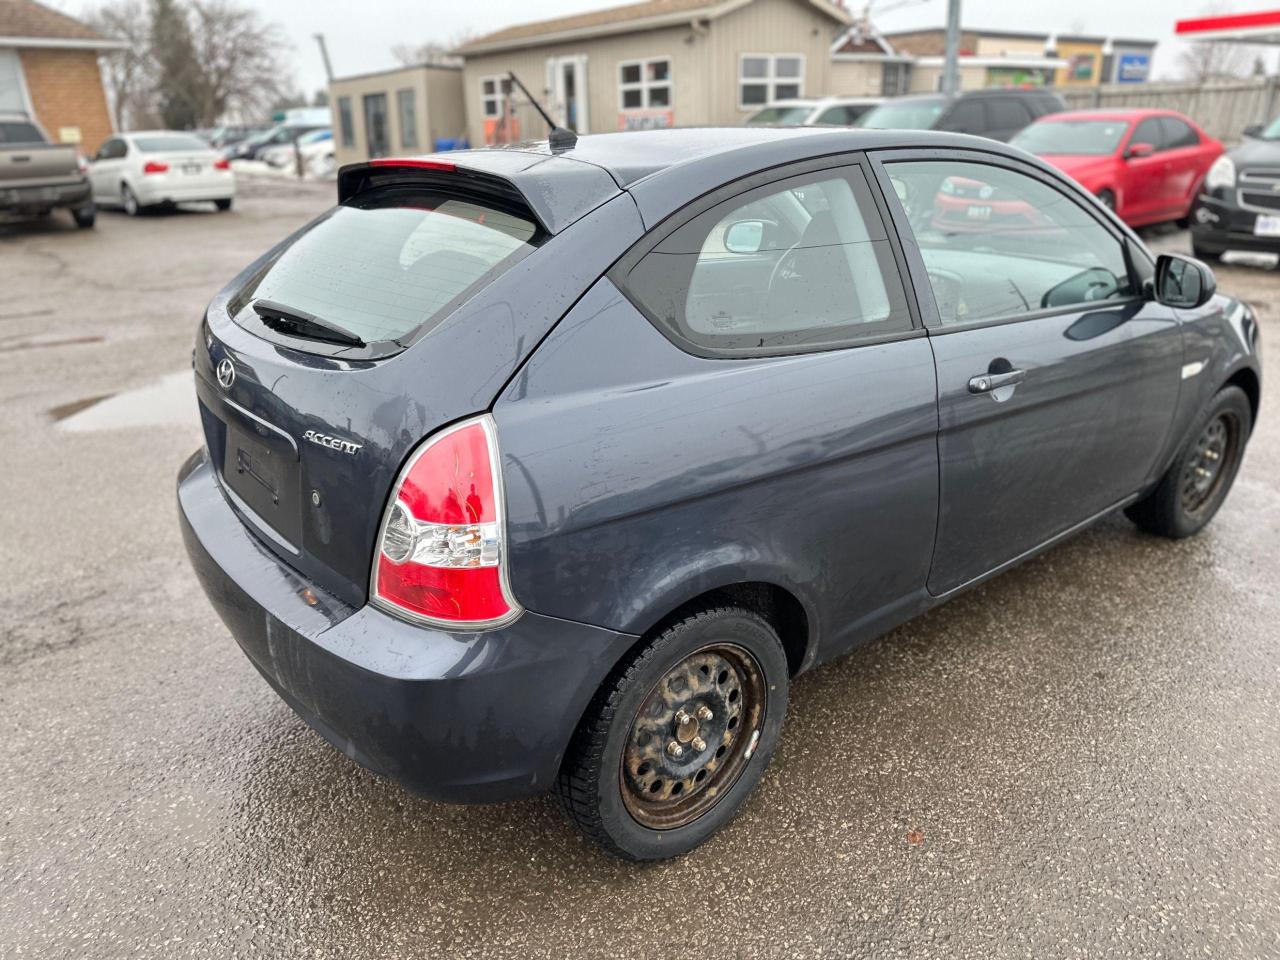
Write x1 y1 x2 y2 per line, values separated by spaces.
1176 9 1280 43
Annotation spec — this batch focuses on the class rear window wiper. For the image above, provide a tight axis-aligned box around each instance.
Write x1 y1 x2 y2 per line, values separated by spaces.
252 299 366 348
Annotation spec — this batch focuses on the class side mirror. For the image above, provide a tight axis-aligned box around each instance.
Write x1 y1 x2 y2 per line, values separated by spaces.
724 219 766 254
1126 141 1155 159
1154 253 1216 309
1243 123 1263 139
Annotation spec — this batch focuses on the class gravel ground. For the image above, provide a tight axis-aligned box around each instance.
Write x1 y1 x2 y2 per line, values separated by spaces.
0 181 1277 959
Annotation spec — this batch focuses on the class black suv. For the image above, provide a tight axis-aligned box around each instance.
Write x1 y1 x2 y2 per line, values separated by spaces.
859 88 1066 141
1190 116 1280 260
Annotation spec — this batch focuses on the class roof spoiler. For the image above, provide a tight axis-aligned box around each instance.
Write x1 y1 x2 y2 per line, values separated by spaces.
336 153 620 235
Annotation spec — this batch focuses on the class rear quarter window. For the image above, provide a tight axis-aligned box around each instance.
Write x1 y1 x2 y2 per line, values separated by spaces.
231 186 542 348
614 165 913 357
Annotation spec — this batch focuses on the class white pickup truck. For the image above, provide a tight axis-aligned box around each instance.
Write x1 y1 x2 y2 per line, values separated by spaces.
0 113 95 228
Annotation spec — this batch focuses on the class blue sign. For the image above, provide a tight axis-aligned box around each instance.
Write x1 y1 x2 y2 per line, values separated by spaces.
1116 53 1151 84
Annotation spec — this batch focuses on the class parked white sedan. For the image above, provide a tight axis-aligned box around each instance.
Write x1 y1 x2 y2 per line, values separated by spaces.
88 131 234 215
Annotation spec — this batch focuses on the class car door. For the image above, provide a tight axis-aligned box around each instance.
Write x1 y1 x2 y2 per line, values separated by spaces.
1121 116 1170 223
870 150 1183 595
1159 115 1204 212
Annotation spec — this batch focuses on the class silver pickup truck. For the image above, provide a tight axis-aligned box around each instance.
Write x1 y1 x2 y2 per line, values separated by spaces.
1 113 95 228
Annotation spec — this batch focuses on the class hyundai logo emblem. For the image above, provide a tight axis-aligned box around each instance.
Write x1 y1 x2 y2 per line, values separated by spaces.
216 358 236 389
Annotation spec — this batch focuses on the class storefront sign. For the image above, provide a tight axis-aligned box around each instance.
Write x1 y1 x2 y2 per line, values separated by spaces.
1116 53 1151 83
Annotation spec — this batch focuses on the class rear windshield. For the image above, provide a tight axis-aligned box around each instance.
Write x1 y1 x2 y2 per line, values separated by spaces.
0 121 45 144
133 135 209 152
857 99 946 130
233 188 541 347
1011 119 1131 156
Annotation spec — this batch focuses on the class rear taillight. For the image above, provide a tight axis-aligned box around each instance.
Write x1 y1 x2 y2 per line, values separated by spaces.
143 160 169 174
371 415 520 629
213 158 230 170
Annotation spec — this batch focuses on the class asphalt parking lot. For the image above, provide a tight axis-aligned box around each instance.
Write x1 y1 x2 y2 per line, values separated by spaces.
1 182 1277 959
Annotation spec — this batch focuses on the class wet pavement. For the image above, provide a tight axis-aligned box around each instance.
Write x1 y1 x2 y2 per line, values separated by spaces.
1 183 1277 959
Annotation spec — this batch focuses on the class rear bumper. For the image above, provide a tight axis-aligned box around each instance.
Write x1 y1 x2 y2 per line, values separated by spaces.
177 448 637 803
135 175 234 205
0 177 91 213
1190 192 1280 254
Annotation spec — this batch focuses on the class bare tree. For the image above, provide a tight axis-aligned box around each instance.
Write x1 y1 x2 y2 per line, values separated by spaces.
391 29 475 67
85 0 294 129
188 0 292 124
85 0 158 129
1179 39 1254 83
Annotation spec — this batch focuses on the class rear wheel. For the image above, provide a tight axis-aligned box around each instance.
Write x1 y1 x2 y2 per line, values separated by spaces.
72 203 96 229
121 184 140 216
557 605 789 860
215 198 232 212
1125 385 1251 538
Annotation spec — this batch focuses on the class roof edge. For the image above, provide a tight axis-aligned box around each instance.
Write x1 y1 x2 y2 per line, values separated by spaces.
0 35 129 50
455 0 849 57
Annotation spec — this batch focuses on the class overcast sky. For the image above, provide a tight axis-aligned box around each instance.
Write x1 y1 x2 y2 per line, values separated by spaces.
55 0 1279 99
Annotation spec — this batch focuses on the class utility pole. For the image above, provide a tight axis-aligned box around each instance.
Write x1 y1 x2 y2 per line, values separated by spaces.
942 0 961 96
314 33 334 83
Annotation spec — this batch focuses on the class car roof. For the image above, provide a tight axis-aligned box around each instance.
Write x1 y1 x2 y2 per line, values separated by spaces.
765 97 883 107
123 130 209 139
364 127 1046 233
1037 107 1183 122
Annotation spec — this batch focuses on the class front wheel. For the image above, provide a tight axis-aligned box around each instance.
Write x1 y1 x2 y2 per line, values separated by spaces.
1191 239 1222 262
1097 189 1116 212
558 606 789 860
1125 385 1251 538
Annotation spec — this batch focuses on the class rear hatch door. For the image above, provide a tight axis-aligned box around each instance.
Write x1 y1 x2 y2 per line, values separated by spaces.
194 155 638 608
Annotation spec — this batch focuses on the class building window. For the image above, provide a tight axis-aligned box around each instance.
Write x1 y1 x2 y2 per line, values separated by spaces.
397 88 418 149
618 58 672 110
481 75 513 118
338 96 354 148
739 54 804 109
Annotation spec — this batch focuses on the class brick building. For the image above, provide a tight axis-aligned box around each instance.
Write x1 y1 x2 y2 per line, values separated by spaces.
0 0 124 152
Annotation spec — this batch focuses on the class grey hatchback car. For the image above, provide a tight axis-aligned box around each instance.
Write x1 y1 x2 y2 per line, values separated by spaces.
179 128 1261 860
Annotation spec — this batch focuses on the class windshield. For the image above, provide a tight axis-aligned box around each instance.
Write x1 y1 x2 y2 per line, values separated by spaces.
857 99 947 130
233 188 542 346
1011 119 1131 156
1259 115 1280 139
134 135 210 152
746 106 814 125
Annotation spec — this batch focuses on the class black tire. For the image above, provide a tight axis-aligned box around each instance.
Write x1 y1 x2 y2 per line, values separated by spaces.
1097 189 1116 212
557 605 789 860
215 198 232 212
72 204 96 229
1125 385 1251 538
121 184 140 216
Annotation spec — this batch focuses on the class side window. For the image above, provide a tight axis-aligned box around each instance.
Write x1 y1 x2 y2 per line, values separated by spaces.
1160 116 1199 149
886 160 1134 326
815 106 855 126
939 100 985 134
986 99 1032 132
1130 117 1165 152
619 166 912 355
338 96 354 147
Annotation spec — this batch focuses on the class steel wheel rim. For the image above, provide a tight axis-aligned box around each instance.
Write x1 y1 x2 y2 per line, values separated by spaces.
1180 412 1238 515
620 642 765 830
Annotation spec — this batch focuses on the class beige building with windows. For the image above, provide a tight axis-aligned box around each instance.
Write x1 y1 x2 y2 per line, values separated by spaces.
453 0 853 146
329 63 466 167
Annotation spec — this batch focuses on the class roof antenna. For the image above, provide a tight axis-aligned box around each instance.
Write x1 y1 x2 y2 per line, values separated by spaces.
507 71 578 151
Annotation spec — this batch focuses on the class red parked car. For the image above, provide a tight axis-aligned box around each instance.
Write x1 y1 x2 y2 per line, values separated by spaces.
1010 109 1223 227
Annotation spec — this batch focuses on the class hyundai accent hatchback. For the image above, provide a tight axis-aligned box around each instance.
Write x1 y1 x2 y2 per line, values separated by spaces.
179 127 1261 860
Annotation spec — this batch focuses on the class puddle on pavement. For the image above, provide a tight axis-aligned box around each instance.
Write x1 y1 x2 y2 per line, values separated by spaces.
53 370 197 432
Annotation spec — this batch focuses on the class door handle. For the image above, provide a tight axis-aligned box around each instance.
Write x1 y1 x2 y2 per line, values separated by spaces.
968 369 1025 393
